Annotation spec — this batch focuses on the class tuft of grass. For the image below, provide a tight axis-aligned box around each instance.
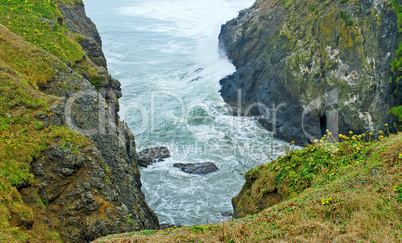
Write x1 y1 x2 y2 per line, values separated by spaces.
389 106 402 121
90 75 102 90
340 11 353 26
395 183 402 202
389 106 402 131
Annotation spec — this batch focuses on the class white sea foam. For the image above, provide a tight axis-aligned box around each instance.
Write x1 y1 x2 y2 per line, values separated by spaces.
116 0 254 38
84 0 289 226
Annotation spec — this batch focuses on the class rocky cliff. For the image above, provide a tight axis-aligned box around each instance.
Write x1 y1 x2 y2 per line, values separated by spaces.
0 0 158 242
219 0 402 145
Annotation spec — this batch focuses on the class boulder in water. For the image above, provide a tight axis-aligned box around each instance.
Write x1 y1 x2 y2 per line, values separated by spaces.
173 162 218 175
221 212 233 217
137 146 170 167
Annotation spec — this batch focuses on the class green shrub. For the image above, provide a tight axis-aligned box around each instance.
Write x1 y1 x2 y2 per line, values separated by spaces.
389 106 402 121
395 184 402 202
90 76 102 90
340 11 353 26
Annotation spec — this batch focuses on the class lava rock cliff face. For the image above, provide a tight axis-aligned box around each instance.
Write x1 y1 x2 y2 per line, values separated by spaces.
14 2 159 242
219 0 402 145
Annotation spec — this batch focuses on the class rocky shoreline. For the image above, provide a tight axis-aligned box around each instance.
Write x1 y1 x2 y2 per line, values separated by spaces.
219 0 402 145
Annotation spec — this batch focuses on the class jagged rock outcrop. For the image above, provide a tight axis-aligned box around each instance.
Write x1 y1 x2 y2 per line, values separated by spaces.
219 0 402 145
11 1 159 242
21 143 152 242
58 3 107 68
137 147 171 167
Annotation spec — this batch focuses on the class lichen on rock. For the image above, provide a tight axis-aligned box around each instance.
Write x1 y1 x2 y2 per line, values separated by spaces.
219 0 402 145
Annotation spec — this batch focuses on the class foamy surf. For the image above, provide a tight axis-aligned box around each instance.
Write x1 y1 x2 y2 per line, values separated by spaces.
84 0 289 226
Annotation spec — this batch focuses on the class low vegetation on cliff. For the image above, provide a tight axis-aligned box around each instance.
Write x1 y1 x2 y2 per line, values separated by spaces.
0 0 91 241
95 132 401 242
0 0 159 241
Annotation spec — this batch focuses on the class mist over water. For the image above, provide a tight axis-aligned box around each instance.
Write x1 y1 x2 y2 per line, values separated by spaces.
85 0 289 226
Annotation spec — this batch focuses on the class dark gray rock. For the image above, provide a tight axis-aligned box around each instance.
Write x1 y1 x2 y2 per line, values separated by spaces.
221 212 233 217
58 3 107 68
219 0 402 146
32 163 45 177
24 138 159 242
173 162 219 175
137 147 171 167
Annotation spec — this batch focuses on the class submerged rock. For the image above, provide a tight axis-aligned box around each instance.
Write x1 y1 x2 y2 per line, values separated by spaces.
137 146 171 167
173 162 219 175
221 212 233 217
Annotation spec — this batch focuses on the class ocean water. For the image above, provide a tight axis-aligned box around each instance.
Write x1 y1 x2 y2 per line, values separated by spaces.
84 0 290 226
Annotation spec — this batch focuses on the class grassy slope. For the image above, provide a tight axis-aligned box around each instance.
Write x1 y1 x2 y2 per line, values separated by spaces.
94 134 402 242
0 0 96 241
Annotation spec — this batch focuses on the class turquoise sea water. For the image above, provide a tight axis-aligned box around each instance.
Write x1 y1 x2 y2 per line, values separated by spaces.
84 0 289 226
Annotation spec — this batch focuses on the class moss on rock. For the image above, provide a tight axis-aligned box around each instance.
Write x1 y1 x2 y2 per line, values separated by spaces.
220 0 401 145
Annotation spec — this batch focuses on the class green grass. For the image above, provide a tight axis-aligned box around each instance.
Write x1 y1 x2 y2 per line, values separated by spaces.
0 0 103 91
0 0 85 64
